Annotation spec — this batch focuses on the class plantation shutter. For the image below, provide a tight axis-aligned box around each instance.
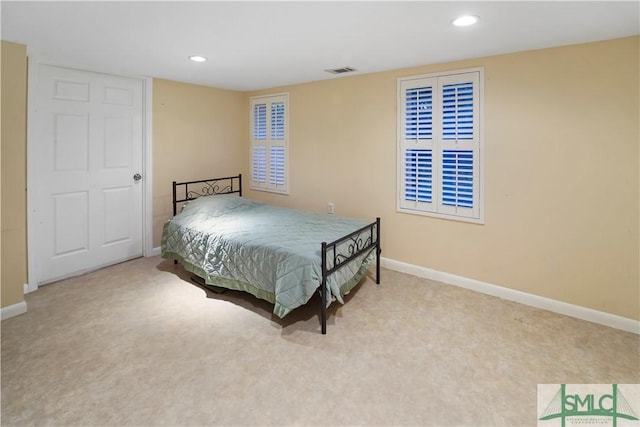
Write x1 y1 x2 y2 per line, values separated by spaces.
269 102 286 187
398 69 482 222
250 94 289 193
399 77 437 212
270 146 285 186
253 103 267 140
251 103 267 184
252 145 267 184
437 72 480 219
442 150 474 208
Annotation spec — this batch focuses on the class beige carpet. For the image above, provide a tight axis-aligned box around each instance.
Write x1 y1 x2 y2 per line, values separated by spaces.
1 256 638 426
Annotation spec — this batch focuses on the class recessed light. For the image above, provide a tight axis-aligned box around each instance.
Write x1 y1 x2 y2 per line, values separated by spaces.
189 55 207 63
452 15 479 27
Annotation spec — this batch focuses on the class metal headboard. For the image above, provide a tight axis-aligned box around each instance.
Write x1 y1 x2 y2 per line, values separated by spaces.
172 174 242 216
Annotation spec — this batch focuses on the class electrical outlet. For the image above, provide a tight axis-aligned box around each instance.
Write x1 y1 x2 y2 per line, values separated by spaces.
327 202 334 215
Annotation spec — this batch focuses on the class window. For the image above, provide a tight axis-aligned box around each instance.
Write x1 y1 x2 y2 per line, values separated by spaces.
397 68 483 223
250 93 289 193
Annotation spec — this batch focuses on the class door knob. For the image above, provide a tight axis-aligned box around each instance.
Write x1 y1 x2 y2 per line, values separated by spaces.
133 173 142 182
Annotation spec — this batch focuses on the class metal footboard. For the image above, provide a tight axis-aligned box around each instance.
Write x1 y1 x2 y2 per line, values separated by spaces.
320 217 381 334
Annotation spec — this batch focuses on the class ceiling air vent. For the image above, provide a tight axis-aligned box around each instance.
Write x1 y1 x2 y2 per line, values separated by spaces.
325 66 357 75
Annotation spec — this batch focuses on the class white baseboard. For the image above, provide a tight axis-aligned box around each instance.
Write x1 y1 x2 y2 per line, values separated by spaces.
149 246 161 256
381 257 640 335
1 301 27 321
24 282 37 294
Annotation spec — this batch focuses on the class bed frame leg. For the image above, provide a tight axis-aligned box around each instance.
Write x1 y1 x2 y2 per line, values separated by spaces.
321 288 327 335
376 217 381 285
321 242 327 334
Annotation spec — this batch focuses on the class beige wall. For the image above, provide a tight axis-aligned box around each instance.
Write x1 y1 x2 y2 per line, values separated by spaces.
3 36 638 322
152 79 247 247
1 40 28 309
245 36 639 321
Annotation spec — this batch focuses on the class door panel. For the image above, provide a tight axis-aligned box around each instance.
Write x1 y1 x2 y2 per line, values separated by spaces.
54 113 88 171
53 191 88 256
53 79 89 102
103 186 132 244
104 117 132 168
32 64 143 285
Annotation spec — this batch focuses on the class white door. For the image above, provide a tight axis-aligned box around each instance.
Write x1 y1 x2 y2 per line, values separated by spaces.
30 64 144 285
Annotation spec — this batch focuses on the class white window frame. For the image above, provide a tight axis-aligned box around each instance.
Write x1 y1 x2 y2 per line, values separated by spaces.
397 67 484 224
250 93 289 194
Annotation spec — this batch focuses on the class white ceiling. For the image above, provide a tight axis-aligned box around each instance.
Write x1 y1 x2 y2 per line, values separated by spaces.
2 1 639 92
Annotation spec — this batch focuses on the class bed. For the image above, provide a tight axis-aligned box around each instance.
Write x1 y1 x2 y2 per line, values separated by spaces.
160 174 381 334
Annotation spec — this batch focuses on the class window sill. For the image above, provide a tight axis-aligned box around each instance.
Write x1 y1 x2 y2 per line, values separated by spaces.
397 206 484 225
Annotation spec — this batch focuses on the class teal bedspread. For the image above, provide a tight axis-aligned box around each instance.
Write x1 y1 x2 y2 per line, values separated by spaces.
161 195 374 318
